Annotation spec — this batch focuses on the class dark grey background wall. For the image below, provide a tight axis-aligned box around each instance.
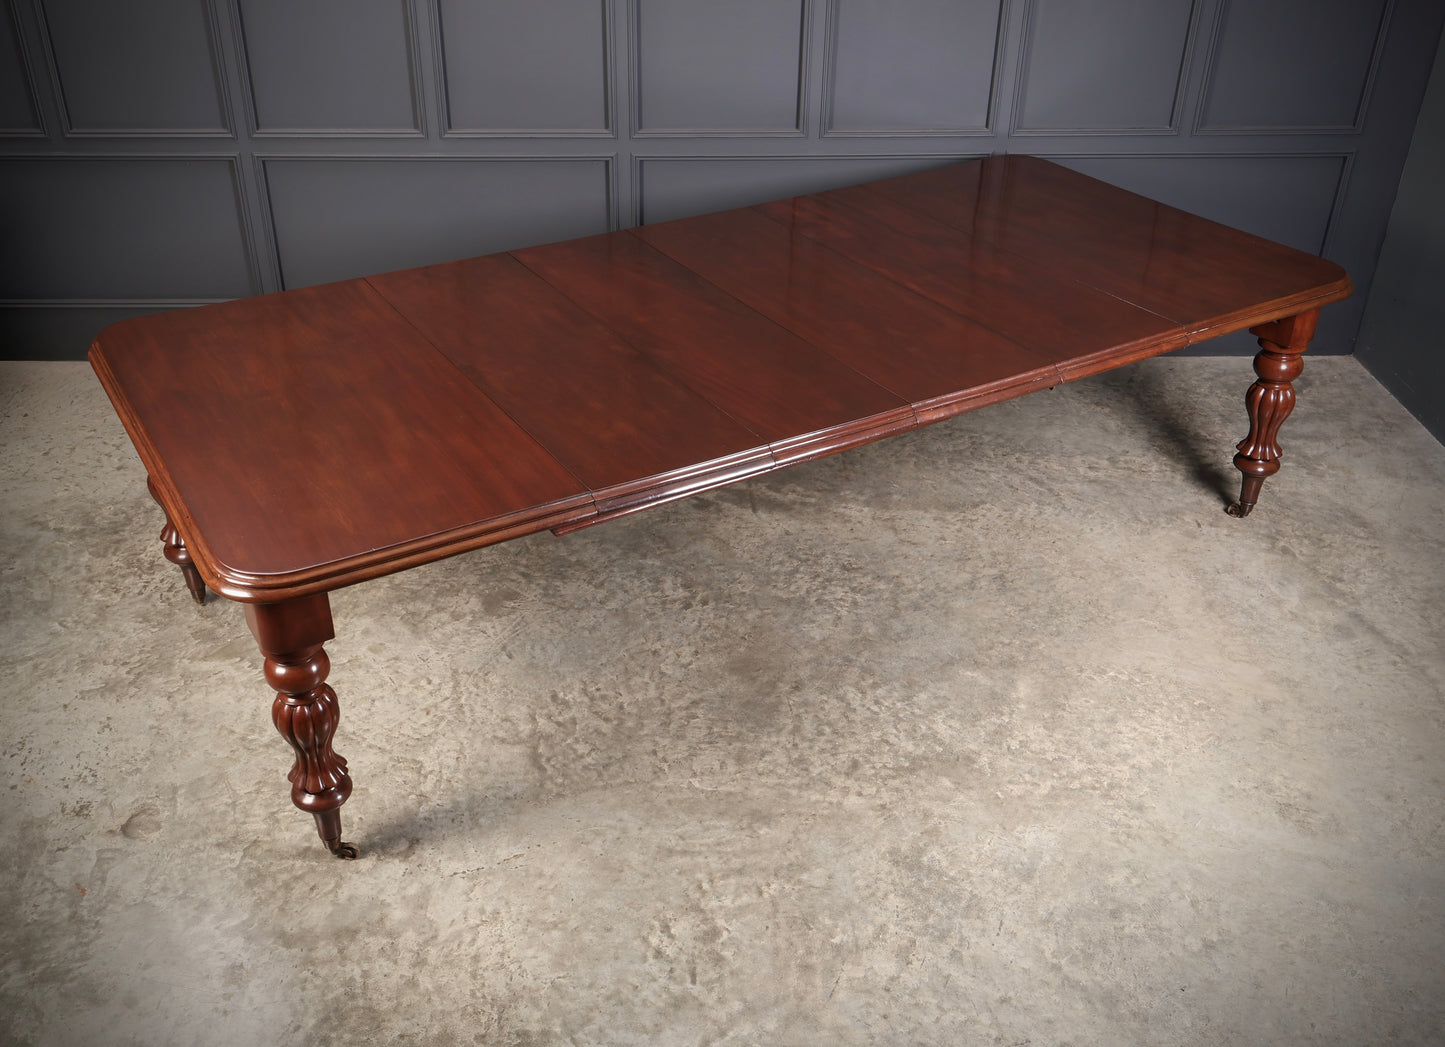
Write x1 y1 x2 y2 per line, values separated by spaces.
2 0 1442 362
1356 26 1445 443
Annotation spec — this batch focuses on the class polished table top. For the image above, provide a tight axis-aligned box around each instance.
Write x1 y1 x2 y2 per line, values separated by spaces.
91 155 1352 605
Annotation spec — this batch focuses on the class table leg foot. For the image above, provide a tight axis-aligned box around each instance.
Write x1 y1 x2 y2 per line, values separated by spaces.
246 594 358 860
1227 310 1319 519
314 810 360 860
147 477 208 603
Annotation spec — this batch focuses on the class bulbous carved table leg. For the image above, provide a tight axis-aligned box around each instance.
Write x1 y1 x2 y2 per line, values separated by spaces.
245 594 359 859
1227 309 1320 518
146 477 207 603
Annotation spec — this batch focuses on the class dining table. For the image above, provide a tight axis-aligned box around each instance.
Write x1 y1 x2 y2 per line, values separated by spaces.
89 154 1353 858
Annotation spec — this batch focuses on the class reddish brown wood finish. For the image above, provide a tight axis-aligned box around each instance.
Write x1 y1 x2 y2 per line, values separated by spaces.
88 156 1353 855
512 231 917 470
147 475 206 603
1227 310 1321 518
365 254 776 520
245 594 356 859
751 185 1191 378
867 156 1350 341
632 208 1063 424
91 279 594 602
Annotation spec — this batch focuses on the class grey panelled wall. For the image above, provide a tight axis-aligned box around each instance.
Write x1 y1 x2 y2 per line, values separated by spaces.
1 0 1442 360
1355 25 1445 444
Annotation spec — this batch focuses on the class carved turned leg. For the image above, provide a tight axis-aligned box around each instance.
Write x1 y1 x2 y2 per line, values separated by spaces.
146 477 207 603
245 594 358 859
1226 309 1320 518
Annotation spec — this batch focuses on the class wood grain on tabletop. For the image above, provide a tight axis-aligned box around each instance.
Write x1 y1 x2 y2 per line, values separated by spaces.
632 206 1064 422
868 155 1352 338
511 230 917 465
92 279 591 585
366 252 775 512
751 185 1190 381
90 156 1354 598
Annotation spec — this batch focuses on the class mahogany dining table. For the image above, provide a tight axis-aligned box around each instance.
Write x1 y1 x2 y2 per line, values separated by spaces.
89 154 1352 858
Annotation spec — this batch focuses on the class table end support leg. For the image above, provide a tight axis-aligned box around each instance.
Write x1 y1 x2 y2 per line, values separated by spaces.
1227 310 1319 519
246 594 359 860
147 477 207 603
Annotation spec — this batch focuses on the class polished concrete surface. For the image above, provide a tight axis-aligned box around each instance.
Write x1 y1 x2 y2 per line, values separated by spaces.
2 356 1442 1046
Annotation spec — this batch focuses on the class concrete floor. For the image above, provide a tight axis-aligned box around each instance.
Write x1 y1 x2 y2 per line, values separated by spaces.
1 355 1442 1046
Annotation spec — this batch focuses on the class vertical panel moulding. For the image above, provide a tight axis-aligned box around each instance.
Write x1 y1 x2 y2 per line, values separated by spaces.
217 152 265 298
426 0 450 135
0 0 46 135
628 151 644 231
1317 150 1355 262
1005 0 1037 136
403 0 428 137
1167 0 1221 141
1191 0 1237 134
800 0 828 139
818 0 841 135
254 153 287 293
989 0 1024 144
1167 0 1207 134
603 149 620 232
205 0 237 138
795 0 814 137
226 0 260 137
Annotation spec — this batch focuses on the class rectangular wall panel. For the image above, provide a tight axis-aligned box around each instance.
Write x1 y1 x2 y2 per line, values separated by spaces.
438 0 609 133
0 157 254 299
634 0 806 133
1053 154 1347 255
263 158 612 289
39 0 228 134
237 0 421 134
637 155 972 225
825 0 1001 133
1198 0 1390 131
0 2 41 133
1014 0 1195 133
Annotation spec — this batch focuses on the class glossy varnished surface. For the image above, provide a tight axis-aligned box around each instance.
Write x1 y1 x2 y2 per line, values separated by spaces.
867 156 1351 341
90 156 1352 601
91 280 592 596
366 254 775 516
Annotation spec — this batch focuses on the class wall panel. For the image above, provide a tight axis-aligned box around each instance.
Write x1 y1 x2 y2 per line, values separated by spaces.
634 0 808 134
824 0 1001 134
263 157 612 288
0 156 254 299
1014 0 1196 133
38 0 228 135
1198 0 1391 132
437 0 609 134
236 0 422 135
